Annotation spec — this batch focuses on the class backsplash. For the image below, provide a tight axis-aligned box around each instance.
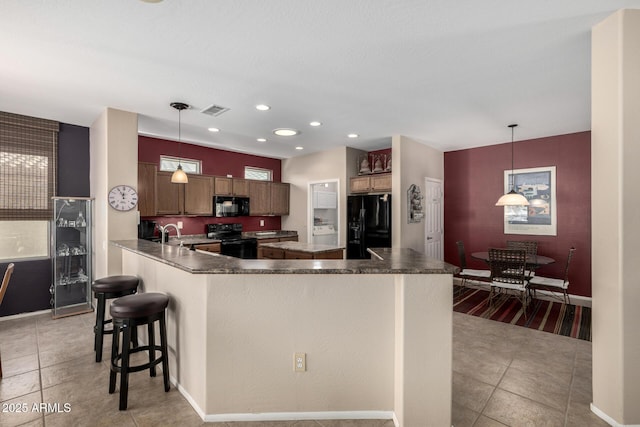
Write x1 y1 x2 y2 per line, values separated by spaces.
140 215 282 237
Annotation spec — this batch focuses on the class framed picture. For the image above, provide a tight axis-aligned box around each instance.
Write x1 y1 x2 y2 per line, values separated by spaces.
503 166 557 236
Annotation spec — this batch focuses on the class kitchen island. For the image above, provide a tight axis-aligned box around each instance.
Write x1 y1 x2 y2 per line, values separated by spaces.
259 241 344 260
113 239 457 426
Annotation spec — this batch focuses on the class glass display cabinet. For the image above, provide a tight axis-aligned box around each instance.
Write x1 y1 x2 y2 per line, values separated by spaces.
50 197 93 318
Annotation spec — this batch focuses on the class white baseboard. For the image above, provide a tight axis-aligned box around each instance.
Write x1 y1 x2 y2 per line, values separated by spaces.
166 373 396 425
591 402 640 426
202 411 395 423
0 308 49 322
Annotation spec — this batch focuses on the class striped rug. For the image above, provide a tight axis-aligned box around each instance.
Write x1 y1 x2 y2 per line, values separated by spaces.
453 286 591 341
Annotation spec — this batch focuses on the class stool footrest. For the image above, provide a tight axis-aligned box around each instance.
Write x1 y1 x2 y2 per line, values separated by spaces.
110 345 164 374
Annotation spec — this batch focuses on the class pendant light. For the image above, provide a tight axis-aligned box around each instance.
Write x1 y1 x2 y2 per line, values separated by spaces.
495 124 529 206
170 102 189 184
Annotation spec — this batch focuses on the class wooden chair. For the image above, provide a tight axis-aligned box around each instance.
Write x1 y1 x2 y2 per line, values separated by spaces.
455 241 491 292
488 249 529 319
0 263 15 379
529 247 576 304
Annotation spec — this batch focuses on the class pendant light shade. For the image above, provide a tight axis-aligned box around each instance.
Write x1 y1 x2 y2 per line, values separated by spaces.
495 124 529 206
170 102 189 184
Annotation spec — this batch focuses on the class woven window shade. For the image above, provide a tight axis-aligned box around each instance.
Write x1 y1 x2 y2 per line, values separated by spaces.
0 111 58 220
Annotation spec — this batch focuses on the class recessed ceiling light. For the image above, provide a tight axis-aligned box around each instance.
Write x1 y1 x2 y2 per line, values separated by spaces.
347 133 359 138
208 127 220 132
309 121 322 127
273 128 300 137
257 138 267 142
255 104 270 111
295 146 304 150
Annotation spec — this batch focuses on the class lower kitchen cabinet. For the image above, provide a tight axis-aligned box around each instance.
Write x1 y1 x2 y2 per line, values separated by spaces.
193 243 221 253
257 235 299 258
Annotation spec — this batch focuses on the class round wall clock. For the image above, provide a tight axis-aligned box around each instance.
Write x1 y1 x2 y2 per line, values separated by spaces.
108 185 138 211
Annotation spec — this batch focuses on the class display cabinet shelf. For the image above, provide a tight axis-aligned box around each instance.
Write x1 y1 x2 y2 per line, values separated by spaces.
51 197 94 319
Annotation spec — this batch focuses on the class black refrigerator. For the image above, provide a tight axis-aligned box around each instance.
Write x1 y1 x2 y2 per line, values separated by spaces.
347 194 392 259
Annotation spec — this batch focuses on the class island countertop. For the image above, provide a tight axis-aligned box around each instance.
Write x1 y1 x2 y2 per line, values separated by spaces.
259 241 344 254
112 239 458 275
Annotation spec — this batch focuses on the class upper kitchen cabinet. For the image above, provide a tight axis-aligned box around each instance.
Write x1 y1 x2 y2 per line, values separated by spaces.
249 181 290 216
137 162 157 217
184 175 213 215
156 171 183 215
214 177 249 197
349 173 392 194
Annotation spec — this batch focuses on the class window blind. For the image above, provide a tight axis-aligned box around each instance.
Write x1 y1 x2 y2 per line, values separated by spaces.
0 111 58 220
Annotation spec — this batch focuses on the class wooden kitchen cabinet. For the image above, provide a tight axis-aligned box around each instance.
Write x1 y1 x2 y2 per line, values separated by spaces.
249 181 290 216
193 243 221 253
214 177 249 196
349 173 392 194
137 162 157 217
156 171 183 215
232 178 249 196
257 235 299 258
270 182 290 216
184 175 213 215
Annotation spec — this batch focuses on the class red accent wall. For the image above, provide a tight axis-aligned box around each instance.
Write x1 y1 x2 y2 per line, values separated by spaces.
444 131 592 297
138 136 283 233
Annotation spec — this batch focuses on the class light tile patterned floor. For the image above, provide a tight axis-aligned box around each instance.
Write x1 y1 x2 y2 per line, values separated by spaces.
0 311 605 426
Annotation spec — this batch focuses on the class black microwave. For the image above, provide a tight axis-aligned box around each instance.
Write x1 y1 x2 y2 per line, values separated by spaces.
213 196 250 217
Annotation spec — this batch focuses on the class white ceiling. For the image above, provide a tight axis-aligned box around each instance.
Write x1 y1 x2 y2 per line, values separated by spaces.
1 1 638 159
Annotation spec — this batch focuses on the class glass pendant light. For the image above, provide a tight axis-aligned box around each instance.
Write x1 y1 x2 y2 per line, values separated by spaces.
170 102 189 184
495 124 529 206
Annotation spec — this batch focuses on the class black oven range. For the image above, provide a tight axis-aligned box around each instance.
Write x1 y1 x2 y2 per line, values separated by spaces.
205 223 257 259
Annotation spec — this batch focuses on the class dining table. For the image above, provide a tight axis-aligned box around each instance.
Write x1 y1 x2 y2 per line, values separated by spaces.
471 251 555 267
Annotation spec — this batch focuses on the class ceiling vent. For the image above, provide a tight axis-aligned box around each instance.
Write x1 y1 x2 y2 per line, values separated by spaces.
200 104 230 117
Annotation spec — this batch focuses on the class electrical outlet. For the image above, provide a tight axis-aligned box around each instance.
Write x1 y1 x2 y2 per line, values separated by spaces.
177 221 183 229
294 352 306 372
260 220 265 227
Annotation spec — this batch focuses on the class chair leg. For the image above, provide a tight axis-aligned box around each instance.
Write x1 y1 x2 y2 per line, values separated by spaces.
148 321 156 377
119 320 132 411
160 315 170 392
109 320 120 394
94 294 106 362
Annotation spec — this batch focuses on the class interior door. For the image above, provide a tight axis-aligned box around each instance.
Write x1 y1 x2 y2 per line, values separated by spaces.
424 178 443 260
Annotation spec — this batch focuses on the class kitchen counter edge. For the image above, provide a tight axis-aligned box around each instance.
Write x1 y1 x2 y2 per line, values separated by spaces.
112 239 458 275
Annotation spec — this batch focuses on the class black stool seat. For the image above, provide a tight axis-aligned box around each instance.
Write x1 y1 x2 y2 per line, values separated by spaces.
110 293 169 319
92 275 140 362
92 275 139 294
109 292 170 410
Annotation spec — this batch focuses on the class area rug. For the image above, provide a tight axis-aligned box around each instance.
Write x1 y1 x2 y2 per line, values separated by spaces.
453 286 592 341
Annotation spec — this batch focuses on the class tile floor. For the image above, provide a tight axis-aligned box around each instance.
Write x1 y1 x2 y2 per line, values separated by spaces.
0 311 606 426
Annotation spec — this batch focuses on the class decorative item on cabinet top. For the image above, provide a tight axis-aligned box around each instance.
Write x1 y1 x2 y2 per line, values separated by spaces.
357 152 392 175
407 184 424 223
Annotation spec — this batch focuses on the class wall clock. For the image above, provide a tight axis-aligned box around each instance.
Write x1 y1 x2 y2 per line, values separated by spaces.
108 185 138 211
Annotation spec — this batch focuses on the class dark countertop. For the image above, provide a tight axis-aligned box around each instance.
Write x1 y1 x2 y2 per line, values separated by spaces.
260 241 344 253
113 239 458 275
162 230 299 247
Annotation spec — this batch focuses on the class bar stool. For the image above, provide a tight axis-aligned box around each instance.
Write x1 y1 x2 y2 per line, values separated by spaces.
109 293 170 410
92 275 140 362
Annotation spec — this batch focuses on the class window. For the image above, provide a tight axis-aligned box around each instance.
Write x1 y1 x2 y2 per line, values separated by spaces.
244 166 272 181
159 156 201 174
0 111 58 261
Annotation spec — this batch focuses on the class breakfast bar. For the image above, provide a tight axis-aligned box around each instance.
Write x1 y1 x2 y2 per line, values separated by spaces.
113 240 457 426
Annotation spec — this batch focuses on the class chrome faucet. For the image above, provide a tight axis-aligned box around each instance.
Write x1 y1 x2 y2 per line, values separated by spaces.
159 223 181 244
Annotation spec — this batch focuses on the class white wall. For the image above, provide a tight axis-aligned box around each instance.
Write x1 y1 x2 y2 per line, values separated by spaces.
591 9 640 425
90 108 138 278
282 146 362 245
391 135 444 253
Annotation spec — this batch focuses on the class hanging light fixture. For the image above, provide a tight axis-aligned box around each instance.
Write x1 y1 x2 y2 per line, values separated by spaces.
495 124 529 206
170 102 189 184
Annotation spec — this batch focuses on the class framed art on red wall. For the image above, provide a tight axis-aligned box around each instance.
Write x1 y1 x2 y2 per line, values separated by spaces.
503 166 557 236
